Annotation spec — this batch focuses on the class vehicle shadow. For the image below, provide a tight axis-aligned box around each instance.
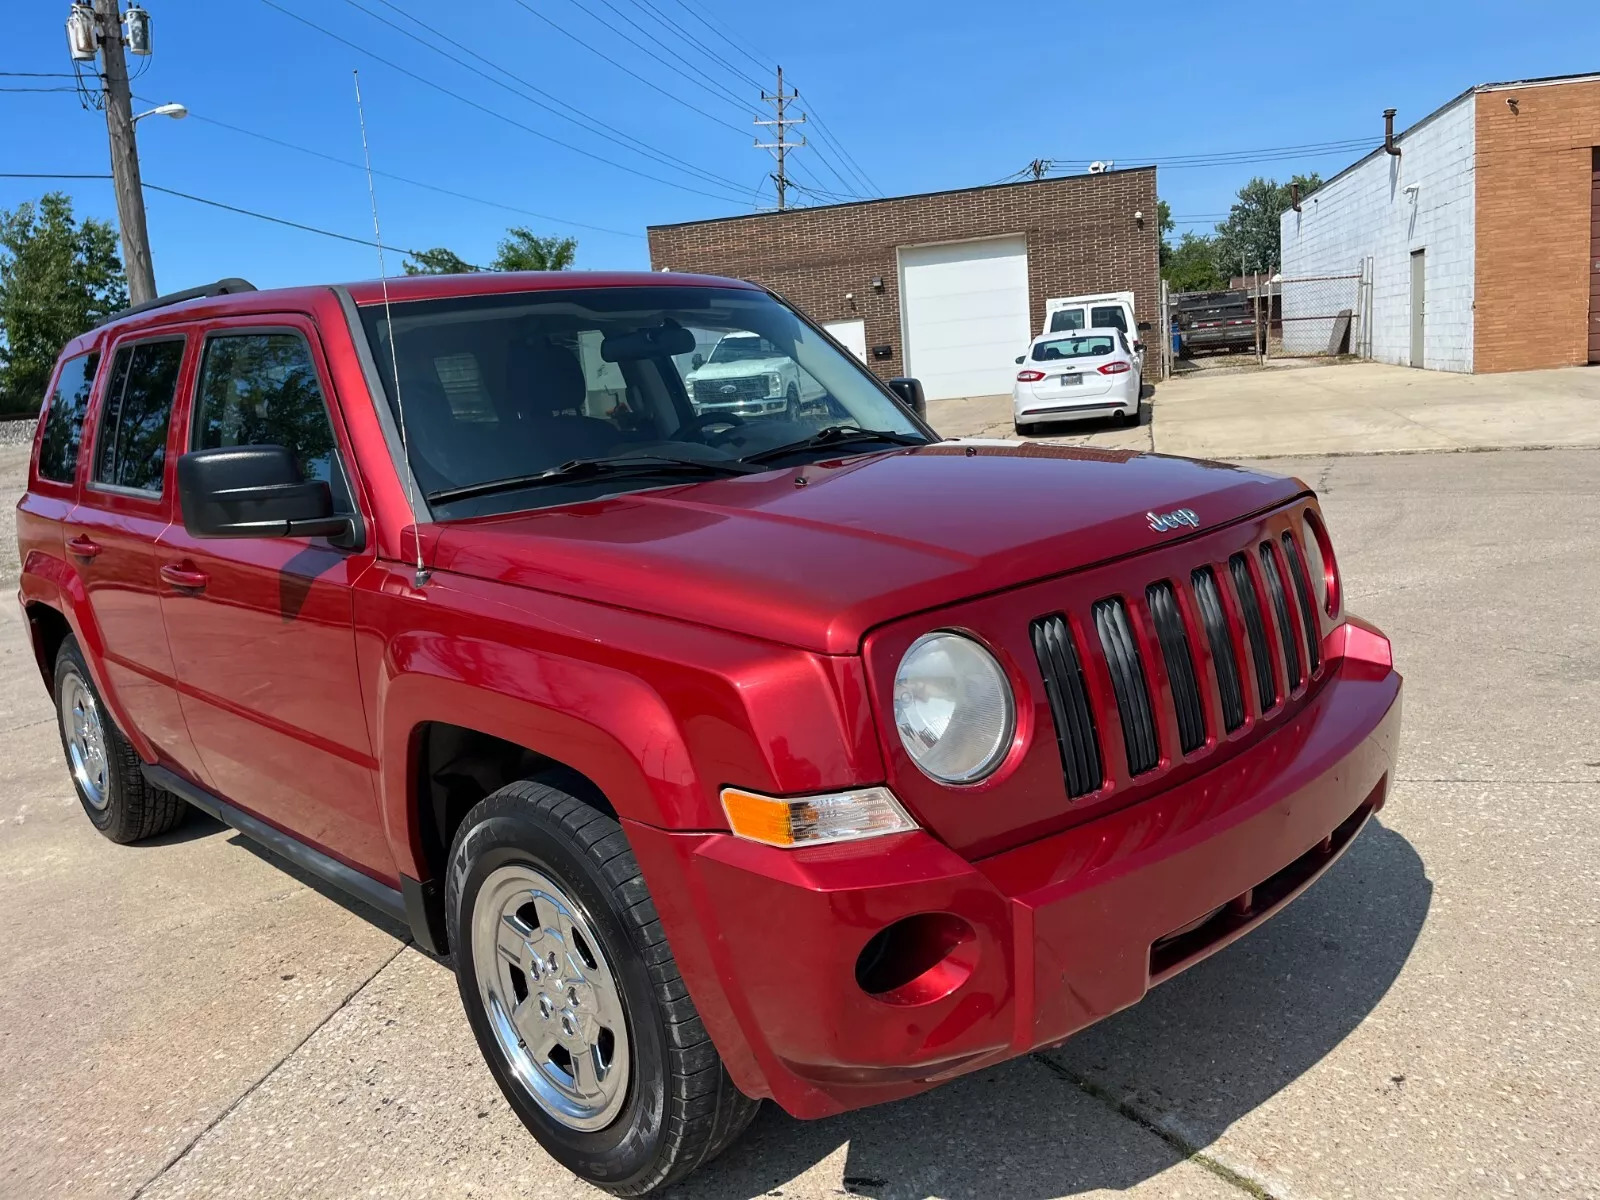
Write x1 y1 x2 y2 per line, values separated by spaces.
666 818 1430 1199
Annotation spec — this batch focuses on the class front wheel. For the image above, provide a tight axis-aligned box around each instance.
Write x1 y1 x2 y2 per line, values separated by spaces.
446 782 758 1195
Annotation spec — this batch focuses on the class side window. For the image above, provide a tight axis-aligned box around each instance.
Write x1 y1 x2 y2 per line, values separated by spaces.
192 332 352 512
94 339 184 494
37 351 99 484
1091 305 1129 334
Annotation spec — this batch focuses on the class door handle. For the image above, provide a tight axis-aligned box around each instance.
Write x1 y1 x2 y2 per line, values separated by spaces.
159 563 210 592
67 535 103 560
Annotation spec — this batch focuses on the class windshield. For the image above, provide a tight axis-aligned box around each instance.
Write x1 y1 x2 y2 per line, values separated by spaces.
1033 335 1117 361
1090 305 1128 333
358 285 927 518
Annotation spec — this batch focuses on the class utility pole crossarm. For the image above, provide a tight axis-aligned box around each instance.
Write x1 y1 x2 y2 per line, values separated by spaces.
755 65 805 211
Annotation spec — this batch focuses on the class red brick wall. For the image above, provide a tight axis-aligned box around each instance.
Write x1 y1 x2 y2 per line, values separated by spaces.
647 171 1160 380
1475 79 1600 372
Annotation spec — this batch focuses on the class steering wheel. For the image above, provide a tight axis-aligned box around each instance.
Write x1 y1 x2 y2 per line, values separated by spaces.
678 411 747 442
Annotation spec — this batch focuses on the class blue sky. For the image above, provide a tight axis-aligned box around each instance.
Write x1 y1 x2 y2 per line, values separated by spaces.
4 0 1594 292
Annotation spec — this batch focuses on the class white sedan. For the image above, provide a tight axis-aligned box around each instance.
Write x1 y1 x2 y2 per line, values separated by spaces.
1012 327 1142 435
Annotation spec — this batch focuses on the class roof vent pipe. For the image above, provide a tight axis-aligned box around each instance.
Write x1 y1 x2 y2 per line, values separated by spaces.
1290 181 1302 212
1383 109 1402 156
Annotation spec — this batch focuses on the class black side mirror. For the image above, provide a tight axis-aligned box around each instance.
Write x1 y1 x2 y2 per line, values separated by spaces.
178 445 352 542
691 352 705 369
1015 355 1025 364
1137 320 1153 332
887 377 926 419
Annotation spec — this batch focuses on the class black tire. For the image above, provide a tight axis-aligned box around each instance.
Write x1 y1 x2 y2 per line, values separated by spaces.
784 383 800 420
53 637 186 844
1015 421 1039 438
446 782 759 1196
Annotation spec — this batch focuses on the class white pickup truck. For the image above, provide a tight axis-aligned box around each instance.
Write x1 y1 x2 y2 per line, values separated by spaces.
683 332 826 420
1043 292 1148 367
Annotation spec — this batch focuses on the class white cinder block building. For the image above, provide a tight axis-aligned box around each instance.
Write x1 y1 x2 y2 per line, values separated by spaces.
1281 94 1476 371
1281 72 1600 374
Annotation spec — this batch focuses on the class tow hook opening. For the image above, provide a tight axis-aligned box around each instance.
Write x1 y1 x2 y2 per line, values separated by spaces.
855 912 977 1005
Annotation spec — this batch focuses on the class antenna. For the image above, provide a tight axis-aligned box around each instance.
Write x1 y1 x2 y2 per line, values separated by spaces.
353 70 428 587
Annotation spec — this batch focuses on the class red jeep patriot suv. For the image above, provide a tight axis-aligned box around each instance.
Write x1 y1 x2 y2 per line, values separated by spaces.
17 271 1401 1194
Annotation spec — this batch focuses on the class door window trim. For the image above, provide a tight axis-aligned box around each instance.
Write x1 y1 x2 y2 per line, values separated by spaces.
87 333 189 502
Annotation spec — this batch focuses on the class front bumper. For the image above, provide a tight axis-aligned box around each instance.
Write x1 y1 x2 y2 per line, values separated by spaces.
691 395 788 418
626 624 1400 1119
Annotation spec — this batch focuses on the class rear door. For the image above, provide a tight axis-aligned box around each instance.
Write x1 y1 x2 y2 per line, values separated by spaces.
62 332 207 780
155 316 391 879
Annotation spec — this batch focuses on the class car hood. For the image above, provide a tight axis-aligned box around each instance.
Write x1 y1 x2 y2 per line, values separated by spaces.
686 359 787 381
428 442 1306 654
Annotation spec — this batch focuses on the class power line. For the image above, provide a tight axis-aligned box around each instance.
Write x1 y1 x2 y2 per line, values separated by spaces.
500 0 749 138
536 0 758 120
620 0 765 92
259 0 754 204
803 104 879 196
1 86 79 93
136 99 644 238
1048 137 1376 170
0 71 79 78
341 0 754 195
665 0 769 76
0 172 465 262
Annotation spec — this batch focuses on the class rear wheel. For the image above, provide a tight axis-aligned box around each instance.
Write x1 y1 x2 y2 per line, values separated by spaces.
1014 420 1039 438
447 781 758 1195
53 637 186 843
784 382 800 420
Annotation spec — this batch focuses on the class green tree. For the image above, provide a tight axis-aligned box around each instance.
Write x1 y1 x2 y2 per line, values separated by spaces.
1157 199 1175 273
1212 173 1321 277
402 247 478 276
1164 232 1228 293
492 227 577 271
0 193 127 416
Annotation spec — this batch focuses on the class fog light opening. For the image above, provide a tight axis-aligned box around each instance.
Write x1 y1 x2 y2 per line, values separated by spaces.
855 913 977 1006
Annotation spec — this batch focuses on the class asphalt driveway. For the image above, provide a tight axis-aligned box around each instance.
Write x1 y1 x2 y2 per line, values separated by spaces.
1 442 1596 1199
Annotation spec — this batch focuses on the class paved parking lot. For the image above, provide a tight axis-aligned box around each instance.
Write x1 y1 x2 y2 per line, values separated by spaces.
2 439 1597 1199
932 360 1600 460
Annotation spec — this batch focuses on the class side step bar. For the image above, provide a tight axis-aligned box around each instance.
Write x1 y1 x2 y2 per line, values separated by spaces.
143 764 409 927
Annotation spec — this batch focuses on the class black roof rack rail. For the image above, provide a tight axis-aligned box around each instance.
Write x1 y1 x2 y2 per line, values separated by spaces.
100 277 257 328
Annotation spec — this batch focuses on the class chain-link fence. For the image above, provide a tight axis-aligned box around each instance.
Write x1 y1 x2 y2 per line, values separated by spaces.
1271 268 1367 359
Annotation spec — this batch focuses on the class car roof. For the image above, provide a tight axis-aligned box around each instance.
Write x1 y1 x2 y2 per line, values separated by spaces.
61 270 758 359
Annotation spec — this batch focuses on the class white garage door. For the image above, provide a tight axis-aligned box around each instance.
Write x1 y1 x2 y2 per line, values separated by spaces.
898 236 1030 401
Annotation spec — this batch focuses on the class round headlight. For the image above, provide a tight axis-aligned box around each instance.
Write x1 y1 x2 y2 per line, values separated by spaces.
893 632 1015 784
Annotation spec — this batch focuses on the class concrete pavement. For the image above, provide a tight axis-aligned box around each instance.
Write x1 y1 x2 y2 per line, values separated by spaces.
931 361 1600 459
2 443 1597 1198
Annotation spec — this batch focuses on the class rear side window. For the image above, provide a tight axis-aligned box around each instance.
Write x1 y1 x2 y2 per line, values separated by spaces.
1090 305 1128 333
94 339 185 494
37 351 99 484
1047 308 1086 333
1034 335 1117 361
192 332 352 512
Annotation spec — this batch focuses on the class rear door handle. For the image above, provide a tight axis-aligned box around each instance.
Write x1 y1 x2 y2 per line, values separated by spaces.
67 535 103 560
159 563 210 592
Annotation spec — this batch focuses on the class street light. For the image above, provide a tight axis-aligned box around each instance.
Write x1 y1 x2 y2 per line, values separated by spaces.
131 102 187 123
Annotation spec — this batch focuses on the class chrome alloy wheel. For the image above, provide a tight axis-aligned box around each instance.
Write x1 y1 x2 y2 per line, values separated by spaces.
472 864 630 1131
59 672 109 811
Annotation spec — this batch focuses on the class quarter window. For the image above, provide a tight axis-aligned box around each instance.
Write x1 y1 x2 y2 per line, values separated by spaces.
37 351 99 484
94 339 184 494
192 332 352 512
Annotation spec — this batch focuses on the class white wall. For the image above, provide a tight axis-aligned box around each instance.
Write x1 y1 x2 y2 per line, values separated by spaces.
1280 95 1476 371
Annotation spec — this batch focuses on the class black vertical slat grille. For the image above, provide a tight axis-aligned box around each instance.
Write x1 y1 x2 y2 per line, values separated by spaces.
1030 615 1103 797
1258 543 1303 691
1229 553 1279 712
1281 531 1323 674
1146 582 1207 754
1092 598 1160 776
1191 567 1246 732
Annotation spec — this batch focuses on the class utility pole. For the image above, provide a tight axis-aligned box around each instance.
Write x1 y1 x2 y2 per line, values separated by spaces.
754 66 805 210
90 0 156 303
1028 158 1050 180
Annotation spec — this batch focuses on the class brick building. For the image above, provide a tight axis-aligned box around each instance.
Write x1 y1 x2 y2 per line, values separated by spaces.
1281 72 1600 373
648 170 1159 400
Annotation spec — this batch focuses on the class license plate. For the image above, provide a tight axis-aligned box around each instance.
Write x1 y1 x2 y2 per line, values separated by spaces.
1060 373 1082 386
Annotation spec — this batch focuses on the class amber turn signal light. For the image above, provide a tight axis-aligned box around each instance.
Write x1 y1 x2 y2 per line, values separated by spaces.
720 786 918 848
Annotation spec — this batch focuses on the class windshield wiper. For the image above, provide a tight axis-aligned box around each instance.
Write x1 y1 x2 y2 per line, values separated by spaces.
741 425 930 466
426 453 759 506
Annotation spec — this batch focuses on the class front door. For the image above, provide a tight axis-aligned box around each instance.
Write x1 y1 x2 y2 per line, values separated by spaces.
155 318 392 880
63 333 207 781
1409 249 1426 368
